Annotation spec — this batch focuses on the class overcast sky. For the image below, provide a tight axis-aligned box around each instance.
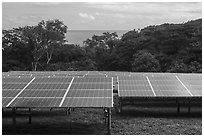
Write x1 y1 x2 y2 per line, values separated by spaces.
2 2 202 30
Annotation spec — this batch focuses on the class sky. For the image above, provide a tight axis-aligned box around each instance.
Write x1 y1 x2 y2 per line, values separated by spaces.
2 2 202 30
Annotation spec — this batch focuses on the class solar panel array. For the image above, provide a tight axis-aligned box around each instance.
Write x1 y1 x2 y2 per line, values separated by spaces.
2 74 113 108
2 71 202 108
118 73 202 97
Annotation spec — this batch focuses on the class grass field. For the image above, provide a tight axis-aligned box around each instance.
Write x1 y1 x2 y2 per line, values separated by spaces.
2 99 202 135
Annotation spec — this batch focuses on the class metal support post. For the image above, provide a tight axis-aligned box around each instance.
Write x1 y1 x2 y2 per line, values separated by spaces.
66 108 71 115
188 99 191 113
68 108 71 115
66 108 69 115
104 108 108 124
28 108 32 124
176 100 180 113
107 108 111 135
12 108 16 126
119 98 122 113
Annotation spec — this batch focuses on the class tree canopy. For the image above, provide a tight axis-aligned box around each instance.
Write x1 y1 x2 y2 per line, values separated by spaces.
2 18 202 73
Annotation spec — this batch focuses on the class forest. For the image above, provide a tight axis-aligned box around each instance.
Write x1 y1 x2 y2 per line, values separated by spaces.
2 18 202 73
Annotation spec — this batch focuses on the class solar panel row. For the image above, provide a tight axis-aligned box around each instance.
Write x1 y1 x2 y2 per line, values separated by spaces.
2 71 202 108
118 74 202 97
2 76 113 108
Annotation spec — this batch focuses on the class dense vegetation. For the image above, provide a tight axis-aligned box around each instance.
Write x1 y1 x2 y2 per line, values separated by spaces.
2 19 202 73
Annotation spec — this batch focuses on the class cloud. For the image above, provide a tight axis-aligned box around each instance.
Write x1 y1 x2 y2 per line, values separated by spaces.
115 13 126 18
85 2 201 17
3 15 42 27
78 13 95 20
94 12 100 16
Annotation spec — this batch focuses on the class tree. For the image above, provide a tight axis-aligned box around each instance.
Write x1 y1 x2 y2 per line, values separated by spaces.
113 30 141 71
2 29 33 71
37 19 67 65
83 32 120 70
18 19 67 71
132 50 161 72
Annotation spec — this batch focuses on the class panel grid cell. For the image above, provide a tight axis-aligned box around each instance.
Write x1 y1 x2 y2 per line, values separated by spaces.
32 77 73 84
26 83 69 90
2 97 14 107
118 76 155 97
9 97 63 107
2 77 33 84
177 74 202 96
2 89 22 97
62 97 112 107
19 90 67 97
148 75 192 97
63 77 113 107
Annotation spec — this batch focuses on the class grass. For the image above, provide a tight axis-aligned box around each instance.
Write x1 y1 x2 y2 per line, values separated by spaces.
2 99 202 135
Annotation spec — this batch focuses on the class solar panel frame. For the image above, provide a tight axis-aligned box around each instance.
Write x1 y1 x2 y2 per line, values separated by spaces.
9 97 63 108
145 75 192 97
62 77 113 108
61 97 112 108
118 76 155 97
176 74 202 97
9 77 74 108
2 89 22 97
5 77 36 107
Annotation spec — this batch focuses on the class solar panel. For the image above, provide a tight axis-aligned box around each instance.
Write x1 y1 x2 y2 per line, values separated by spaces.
118 73 202 97
118 76 155 97
67 89 112 97
62 97 112 107
177 74 202 96
2 77 34 107
19 90 66 97
7 77 73 107
4 76 113 108
32 77 73 83
9 97 62 107
146 74 192 97
3 77 33 83
2 98 13 107
61 77 113 107
73 77 112 83
3 71 200 109
3 89 22 97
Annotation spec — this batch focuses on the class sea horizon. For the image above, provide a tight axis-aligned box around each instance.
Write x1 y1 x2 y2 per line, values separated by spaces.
66 30 129 46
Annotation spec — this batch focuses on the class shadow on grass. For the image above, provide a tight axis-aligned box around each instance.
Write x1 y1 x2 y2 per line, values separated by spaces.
2 108 107 135
115 106 202 119
2 119 107 135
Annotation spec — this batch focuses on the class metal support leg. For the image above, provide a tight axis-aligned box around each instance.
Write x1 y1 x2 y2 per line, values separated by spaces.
107 108 111 135
188 100 191 113
12 108 16 126
28 108 32 124
66 108 71 115
68 108 71 115
104 108 108 124
66 108 69 115
118 98 122 113
176 100 180 113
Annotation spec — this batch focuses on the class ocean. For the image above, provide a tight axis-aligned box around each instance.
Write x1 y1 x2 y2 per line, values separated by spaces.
66 30 128 46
